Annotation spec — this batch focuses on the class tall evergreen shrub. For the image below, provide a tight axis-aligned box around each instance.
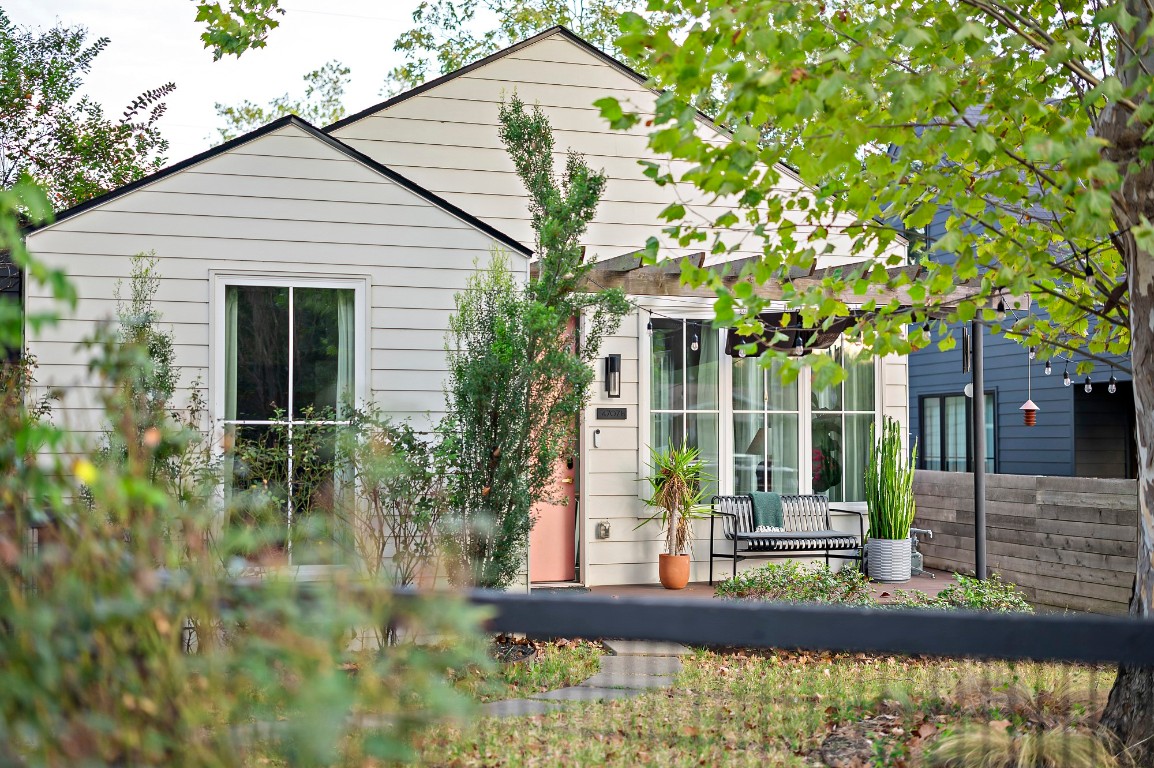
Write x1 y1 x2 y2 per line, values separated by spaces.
442 95 628 588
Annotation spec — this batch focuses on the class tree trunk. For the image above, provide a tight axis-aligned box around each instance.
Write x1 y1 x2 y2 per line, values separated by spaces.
1097 99 1154 761
1096 1 1154 742
1098 237 1154 766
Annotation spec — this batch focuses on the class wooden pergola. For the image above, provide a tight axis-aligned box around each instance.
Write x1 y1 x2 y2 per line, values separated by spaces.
534 251 981 310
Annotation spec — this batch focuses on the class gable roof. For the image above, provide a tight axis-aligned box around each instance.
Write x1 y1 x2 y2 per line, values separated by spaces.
324 26 805 183
31 114 532 258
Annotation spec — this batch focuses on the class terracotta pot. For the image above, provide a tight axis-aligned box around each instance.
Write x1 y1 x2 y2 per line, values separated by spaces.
658 553 691 590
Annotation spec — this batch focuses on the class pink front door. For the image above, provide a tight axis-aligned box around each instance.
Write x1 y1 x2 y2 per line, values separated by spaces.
528 453 577 582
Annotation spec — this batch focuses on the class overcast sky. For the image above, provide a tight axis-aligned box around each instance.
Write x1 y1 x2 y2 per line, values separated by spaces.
5 0 436 163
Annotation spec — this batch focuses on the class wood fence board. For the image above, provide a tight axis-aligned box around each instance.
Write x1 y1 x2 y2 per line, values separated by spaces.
1035 518 1137 543
1035 491 1137 510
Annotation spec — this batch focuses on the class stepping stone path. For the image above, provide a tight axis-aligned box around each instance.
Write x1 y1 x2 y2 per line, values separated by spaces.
479 639 689 718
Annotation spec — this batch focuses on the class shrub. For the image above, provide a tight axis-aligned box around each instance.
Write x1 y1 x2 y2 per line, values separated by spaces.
715 561 875 606
718 564 1033 613
928 573 1034 613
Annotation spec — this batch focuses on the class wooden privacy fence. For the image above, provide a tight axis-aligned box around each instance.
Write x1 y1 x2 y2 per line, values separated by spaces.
912 471 1138 614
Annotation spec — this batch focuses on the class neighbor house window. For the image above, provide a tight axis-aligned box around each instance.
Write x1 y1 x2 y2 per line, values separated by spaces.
920 393 995 473
732 355 800 495
219 280 362 564
650 318 720 495
810 344 876 502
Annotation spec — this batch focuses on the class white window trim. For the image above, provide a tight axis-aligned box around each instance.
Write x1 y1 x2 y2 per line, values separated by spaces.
209 272 369 576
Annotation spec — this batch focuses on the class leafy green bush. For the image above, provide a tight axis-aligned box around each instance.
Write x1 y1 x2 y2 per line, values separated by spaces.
717 563 1033 613
1 191 490 765
715 561 875 606
892 573 1034 613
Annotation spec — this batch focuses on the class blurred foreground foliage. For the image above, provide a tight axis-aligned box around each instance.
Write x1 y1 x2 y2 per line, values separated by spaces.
0 183 488 766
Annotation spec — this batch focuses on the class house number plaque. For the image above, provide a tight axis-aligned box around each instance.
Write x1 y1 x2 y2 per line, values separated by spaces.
595 408 627 420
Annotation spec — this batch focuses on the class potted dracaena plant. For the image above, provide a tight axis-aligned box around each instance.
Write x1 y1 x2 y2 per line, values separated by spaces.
638 442 711 590
863 416 919 582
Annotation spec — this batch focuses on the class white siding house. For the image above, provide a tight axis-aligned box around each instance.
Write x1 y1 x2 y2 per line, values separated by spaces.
24 27 908 588
24 116 530 442
327 27 909 586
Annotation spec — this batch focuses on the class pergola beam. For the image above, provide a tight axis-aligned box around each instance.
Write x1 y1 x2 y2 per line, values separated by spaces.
576 258 977 312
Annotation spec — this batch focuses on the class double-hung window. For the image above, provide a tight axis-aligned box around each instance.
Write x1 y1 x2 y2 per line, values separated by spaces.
920 392 996 473
217 278 364 564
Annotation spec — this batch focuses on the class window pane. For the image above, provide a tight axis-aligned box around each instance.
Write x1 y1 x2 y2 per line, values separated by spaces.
765 357 798 412
984 394 995 473
839 414 873 502
944 396 968 472
922 398 941 470
764 413 799 495
733 412 762 494
288 421 343 564
685 320 718 410
231 285 289 420
650 319 683 412
811 350 843 412
812 412 843 498
650 412 679 454
731 354 764 413
844 347 875 412
293 287 354 418
226 424 290 553
686 412 719 498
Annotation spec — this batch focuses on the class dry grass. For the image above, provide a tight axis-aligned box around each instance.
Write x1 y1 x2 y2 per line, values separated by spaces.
416 650 1118 768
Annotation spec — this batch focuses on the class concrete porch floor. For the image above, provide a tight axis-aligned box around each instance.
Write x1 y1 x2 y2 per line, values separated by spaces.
585 568 953 603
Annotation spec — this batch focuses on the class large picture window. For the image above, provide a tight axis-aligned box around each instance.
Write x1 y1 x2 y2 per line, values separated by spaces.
219 280 362 564
647 317 878 502
920 392 996 473
650 318 720 495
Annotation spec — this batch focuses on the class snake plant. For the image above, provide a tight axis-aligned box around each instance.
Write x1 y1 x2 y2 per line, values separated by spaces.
864 416 918 540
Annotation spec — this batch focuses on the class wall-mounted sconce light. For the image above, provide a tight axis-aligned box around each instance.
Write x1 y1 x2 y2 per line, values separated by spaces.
604 354 621 398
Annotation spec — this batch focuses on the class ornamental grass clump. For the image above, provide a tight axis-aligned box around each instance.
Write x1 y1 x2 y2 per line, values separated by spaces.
864 416 917 540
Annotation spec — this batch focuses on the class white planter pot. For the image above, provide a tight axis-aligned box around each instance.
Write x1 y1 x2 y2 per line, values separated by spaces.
867 537 912 583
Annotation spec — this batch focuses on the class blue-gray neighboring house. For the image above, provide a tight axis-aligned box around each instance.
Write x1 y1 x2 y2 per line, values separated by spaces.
906 212 1135 479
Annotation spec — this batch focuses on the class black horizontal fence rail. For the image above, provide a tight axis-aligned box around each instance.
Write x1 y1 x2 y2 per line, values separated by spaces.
454 590 1154 666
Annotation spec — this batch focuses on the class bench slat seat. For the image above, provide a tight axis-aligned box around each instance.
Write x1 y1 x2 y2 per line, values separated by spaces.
709 494 865 584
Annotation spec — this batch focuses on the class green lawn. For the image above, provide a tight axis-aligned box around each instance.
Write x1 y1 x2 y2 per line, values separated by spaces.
418 649 1114 767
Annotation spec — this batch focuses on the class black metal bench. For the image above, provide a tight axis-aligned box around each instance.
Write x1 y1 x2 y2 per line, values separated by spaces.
708 494 865 584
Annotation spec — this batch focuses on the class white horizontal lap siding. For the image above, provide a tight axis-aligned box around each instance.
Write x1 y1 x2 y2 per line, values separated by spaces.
331 34 822 269
334 32 900 271
25 123 525 446
880 353 910 450
580 310 657 586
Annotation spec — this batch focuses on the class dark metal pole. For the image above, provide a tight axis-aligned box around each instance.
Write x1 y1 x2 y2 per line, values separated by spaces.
972 319 987 580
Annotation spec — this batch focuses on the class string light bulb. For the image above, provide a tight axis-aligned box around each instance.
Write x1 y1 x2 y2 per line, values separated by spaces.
1028 346 1036 360
1063 363 1071 387
1084 259 1094 288
1044 359 1052 375
646 319 653 336
1084 376 1093 394
791 331 805 357
690 332 700 352
1109 375 1118 394
995 297 1006 320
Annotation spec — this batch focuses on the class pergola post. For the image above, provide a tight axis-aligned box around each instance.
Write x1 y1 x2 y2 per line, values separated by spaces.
972 319 987 580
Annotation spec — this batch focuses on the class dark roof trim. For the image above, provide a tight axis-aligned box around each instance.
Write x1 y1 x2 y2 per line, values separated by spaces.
324 26 730 147
31 115 533 258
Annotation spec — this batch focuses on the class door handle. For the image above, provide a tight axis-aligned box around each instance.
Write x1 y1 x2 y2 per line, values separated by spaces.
561 478 574 484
